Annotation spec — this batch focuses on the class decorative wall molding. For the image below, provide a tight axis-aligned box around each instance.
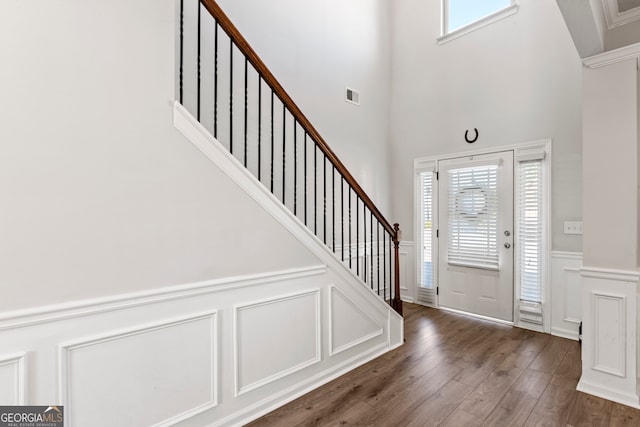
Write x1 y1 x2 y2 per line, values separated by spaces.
580 266 640 282
59 312 218 427
0 353 26 405
233 289 321 397
329 286 383 356
550 251 582 341
582 41 640 68
0 265 325 332
592 292 626 377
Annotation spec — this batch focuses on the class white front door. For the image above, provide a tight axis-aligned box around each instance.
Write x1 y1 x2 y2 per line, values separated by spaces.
437 151 514 322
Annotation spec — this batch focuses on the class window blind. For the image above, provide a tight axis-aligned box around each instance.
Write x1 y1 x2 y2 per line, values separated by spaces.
447 165 499 269
518 160 543 304
420 172 434 288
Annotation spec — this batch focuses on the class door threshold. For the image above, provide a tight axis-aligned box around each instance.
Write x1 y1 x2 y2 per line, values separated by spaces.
439 306 514 326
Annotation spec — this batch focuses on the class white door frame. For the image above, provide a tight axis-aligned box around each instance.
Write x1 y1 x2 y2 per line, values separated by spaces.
414 139 552 332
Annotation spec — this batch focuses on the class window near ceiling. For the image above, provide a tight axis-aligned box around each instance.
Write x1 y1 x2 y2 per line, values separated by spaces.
440 0 519 43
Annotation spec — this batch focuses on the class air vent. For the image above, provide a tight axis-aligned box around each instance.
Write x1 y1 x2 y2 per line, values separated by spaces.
345 87 360 106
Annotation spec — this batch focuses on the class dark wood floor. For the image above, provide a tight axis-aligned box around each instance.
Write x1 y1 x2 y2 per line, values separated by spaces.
248 303 640 426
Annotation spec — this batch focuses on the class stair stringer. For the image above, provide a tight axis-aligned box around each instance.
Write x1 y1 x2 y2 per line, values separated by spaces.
173 101 403 426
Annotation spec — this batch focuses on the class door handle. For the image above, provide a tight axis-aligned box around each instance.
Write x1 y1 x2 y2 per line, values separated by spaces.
504 243 511 249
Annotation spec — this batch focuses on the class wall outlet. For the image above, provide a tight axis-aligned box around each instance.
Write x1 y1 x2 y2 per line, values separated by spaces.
564 221 583 235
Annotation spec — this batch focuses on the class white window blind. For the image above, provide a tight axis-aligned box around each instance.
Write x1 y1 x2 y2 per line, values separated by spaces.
518 160 543 304
447 165 499 269
420 172 434 288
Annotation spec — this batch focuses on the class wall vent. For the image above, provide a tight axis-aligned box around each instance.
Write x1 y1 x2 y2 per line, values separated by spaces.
346 87 360 106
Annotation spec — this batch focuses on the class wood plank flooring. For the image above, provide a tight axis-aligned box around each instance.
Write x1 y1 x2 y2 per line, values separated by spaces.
247 303 640 426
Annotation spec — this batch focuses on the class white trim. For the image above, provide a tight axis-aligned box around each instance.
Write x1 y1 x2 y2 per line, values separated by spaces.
439 306 514 326
0 265 326 332
0 352 26 405
551 250 583 260
602 0 640 29
583 42 640 69
232 289 322 397
592 292 626 377
59 312 219 427
328 286 383 356
580 266 640 282
438 3 519 45
577 378 640 409
552 327 580 341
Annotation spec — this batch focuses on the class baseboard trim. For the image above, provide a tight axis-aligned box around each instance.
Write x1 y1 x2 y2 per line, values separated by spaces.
577 379 640 409
551 327 579 341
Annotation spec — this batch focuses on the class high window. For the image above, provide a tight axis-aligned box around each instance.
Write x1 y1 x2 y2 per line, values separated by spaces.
440 0 518 42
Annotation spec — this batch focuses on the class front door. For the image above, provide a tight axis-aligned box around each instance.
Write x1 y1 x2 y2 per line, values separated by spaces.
437 151 514 322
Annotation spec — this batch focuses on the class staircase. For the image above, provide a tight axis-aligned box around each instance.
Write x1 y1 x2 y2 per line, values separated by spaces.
178 0 403 315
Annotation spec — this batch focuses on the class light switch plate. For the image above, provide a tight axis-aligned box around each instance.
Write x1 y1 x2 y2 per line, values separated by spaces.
564 221 583 235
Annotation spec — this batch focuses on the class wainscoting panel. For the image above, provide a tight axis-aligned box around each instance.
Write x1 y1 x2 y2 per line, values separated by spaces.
0 353 25 405
234 290 321 396
60 313 217 427
592 293 626 376
550 251 583 340
578 267 640 408
399 242 415 303
329 287 383 356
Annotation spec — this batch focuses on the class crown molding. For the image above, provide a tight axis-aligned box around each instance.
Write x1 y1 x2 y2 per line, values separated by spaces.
582 41 640 68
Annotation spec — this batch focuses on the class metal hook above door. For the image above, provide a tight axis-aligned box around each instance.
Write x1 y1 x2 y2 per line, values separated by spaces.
465 128 479 143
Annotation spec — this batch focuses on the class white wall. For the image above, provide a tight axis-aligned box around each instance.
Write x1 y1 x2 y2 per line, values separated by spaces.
389 0 583 253
215 0 393 217
0 0 321 311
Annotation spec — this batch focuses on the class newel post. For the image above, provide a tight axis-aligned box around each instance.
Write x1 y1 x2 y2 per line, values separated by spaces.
392 223 403 316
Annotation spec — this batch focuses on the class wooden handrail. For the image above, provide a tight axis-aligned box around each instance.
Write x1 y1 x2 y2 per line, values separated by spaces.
200 0 396 240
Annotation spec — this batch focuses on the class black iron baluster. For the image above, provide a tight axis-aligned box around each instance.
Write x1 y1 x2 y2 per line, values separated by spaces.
270 92 274 193
332 166 335 252
213 22 218 138
389 234 393 302
314 144 317 235
282 104 286 204
356 195 359 277
323 155 327 244
370 211 374 287
383 231 387 299
229 39 233 153
243 58 248 167
304 133 308 226
363 203 367 283
348 187 352 269
257 77 261 180
197 2 201 121
293 120 297 216
341 177 344 261
179 0 183 104
377 222 381 296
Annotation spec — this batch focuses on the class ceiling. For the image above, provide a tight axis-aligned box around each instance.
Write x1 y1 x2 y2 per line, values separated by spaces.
556 0 640 58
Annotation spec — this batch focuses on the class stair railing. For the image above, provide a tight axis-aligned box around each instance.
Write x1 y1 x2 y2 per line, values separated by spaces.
178 0 402 315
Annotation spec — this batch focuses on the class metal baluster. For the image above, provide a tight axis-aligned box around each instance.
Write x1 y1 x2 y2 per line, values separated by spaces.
282 104 286 204
348 187 352 269
314 145 317 235
363 203 367 283
304 133 307 226
332 166 335 252
377 222 381 296
243 58 248 167
323 155 327 244
293 120 297 216
179 0 183 104
383 231 387 299
356 196 360 277
370 211 374 287
270 92 274 193
196 2 201 121
229 39 233 153
257 77 261 180
213 22 218 138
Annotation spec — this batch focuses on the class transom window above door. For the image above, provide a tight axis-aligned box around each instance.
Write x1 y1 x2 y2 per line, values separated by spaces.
439 0 519 43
